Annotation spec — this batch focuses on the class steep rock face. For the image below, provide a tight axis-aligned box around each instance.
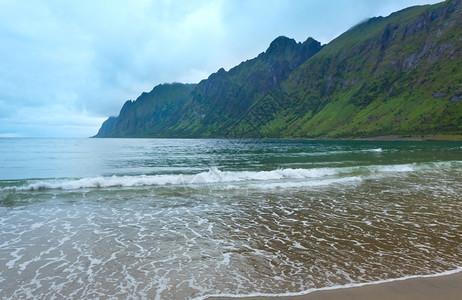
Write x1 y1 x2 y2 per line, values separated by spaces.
94 83 196 137
95 36 322 138
237 0 462 138
172 36 323 136
95 0 462 139
94 117 117 137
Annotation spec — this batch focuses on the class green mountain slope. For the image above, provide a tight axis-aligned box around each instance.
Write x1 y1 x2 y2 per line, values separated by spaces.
95 0 462 139
171 36 323 137
237 0 462 138
95 36 322 138
94 83 196 137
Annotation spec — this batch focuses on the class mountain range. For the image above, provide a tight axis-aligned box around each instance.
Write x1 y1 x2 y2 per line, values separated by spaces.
95 0 461 139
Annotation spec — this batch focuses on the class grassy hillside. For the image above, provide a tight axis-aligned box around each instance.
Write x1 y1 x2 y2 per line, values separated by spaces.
95 0 462 139
94 83 196 137
170 36 323 137
237 0 462 138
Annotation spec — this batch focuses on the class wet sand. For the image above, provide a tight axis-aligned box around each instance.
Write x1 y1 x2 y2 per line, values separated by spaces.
208 270 462 300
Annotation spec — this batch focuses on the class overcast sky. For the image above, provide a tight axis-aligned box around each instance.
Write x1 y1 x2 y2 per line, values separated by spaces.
0 0 441 137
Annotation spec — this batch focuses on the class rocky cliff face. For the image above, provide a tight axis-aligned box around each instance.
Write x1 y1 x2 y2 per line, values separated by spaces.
96 36 322 137
95 0 462 138
94 83 196 137
236 0 462 138
94 117 117 137
171 36 323 137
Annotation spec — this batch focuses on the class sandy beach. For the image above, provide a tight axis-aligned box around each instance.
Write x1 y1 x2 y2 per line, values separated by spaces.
208 270 462 300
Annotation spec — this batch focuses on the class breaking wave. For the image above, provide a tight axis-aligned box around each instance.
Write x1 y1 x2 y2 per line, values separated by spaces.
1 161 460 192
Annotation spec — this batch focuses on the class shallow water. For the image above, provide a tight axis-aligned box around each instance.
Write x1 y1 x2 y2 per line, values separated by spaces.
0 138 461 299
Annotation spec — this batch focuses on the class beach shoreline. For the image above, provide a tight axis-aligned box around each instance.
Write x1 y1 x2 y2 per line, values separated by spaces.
206 268 462 300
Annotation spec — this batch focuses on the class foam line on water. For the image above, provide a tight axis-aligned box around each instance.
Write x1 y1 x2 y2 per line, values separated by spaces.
1 161 460 191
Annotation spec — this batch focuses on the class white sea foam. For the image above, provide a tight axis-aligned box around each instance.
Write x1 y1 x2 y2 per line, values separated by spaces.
1 161 460 191
2 159 461 299
247 176 362 190
1 167 337 191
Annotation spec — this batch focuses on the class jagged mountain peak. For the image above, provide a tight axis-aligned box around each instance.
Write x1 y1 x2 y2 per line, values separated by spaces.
266 36 297 54
95 0 461 139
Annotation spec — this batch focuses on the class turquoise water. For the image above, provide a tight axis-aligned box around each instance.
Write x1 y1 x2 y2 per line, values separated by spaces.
0 138 461 299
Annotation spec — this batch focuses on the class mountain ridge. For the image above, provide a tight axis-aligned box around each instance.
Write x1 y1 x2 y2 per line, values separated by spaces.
94 0 461 139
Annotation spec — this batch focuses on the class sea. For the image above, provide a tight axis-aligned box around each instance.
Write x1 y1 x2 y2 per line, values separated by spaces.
0 138 461 299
